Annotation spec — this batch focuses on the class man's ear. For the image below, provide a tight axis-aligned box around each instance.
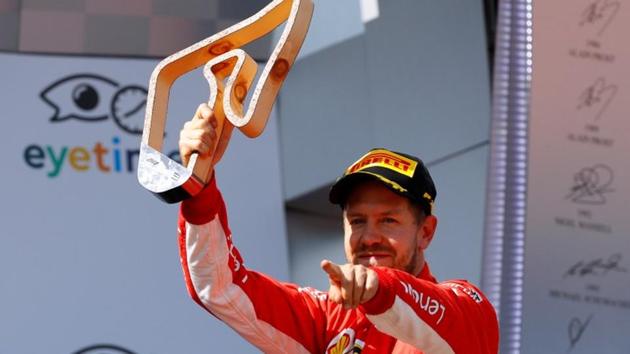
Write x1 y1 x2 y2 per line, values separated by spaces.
418 215 438 250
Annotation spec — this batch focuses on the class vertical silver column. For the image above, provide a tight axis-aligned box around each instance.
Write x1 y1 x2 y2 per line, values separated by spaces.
481 0 532 353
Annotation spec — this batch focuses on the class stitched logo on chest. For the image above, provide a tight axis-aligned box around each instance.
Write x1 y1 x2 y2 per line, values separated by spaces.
327 328 356 354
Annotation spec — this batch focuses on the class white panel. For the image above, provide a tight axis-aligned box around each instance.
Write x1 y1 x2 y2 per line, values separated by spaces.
359 0 379 23
521 0 630 352
0 52 287 354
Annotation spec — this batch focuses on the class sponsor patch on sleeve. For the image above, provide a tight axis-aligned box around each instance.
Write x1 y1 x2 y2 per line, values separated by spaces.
449 283 484 304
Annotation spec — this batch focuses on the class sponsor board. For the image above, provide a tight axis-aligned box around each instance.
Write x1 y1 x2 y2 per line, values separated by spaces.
0 52 287 354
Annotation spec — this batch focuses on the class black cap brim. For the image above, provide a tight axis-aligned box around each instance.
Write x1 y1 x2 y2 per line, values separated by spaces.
329 170 412 206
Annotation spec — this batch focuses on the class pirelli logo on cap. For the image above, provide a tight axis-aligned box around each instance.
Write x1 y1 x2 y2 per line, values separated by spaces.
346 149 417 177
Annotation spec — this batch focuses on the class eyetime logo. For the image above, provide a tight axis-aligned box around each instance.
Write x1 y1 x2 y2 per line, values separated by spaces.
41 73 147 135
23 136 180 178
25 73 180 178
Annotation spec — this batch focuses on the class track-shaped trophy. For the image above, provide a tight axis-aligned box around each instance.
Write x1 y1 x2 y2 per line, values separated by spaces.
138 0 313 203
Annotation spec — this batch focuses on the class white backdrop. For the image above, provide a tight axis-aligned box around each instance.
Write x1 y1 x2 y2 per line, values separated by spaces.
0 52 288 354
522 1 630 352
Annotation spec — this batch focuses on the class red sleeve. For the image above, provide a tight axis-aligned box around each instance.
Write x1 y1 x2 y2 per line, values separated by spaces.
178 176 329 354
359 267 499 353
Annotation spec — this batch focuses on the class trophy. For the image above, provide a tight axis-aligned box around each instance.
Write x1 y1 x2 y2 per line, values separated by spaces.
138 0 314 203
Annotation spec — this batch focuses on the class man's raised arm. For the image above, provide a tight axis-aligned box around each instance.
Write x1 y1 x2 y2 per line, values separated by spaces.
176 105 329 353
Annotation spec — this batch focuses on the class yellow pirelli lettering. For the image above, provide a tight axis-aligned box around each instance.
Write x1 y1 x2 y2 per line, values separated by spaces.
346 149 417 177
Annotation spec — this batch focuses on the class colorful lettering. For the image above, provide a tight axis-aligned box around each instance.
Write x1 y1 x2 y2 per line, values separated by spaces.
22 137 179 178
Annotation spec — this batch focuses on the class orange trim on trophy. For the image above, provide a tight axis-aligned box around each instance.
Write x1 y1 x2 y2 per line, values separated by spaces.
346 149 418 177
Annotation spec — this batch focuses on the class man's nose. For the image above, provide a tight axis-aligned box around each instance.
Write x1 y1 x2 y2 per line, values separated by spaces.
359 221 383 246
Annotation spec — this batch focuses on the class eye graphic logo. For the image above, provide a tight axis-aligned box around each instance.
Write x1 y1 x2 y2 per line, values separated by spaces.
40 73 148 135
72 344 136 354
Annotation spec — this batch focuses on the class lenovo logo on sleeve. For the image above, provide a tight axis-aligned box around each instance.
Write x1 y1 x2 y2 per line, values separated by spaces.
400 281 446 324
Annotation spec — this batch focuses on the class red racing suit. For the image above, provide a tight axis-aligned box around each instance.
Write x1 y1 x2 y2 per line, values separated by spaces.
178 177 499 353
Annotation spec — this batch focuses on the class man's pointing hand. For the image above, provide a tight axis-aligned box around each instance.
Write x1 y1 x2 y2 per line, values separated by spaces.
321 260 379 309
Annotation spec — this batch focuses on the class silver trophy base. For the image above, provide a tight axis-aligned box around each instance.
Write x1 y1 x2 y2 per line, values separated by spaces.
137 143 203 203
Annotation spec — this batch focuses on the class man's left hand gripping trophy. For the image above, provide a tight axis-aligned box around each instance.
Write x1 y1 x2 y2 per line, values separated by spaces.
138 0 313 203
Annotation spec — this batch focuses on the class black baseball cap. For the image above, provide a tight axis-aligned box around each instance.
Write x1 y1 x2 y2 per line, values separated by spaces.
329 148 437 215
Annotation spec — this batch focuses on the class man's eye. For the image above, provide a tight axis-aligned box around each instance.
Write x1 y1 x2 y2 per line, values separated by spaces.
350 219 365 225
383 217 398 224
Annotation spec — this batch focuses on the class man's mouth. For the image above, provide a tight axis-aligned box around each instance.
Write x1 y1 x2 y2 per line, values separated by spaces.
357 253 392 266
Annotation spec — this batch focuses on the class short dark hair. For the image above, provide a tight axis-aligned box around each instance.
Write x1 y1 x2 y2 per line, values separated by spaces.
408 201 426 224
341 195 426 224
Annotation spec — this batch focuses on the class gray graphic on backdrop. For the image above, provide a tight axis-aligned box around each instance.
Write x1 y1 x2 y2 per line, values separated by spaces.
579 0 620 36
567 315 593 352
563 253 627 278
576 77 617 121
72 344 136 354
40 73 148 135
566 164 614 205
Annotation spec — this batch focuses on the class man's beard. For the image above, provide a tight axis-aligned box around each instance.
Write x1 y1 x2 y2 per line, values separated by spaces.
353 244 419 275
402 246 419 275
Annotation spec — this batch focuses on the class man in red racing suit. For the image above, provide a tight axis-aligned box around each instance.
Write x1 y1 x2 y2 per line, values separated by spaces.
177 104 499 353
